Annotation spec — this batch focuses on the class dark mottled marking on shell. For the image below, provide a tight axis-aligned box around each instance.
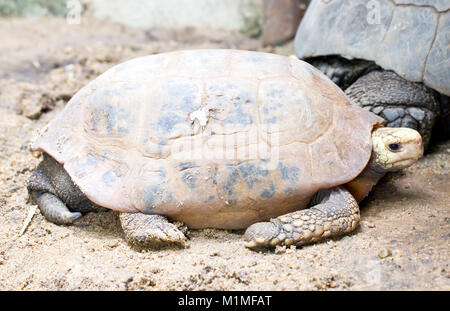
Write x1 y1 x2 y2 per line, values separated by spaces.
261 182 275 198
262 85 286 113
99 152 110 161
227 199 237 205
204 195 215 203
101 170 116 187
284 187 294 194
270 88 285 98
278 163 300 184
224 106 253 126
162 80 200 112
182 172 196 189
224 165 238 196
223 90 254 126
209 168 216 181
156 112 184 133
143 185 167 212
78 154 98 170
158 167 167 179
157 140 167 155
89 89 136 134
179 162 197 171
264 116 277 124
238 163 269 189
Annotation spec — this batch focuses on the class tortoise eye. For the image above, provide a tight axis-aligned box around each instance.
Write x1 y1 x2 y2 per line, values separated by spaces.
388 143 401 151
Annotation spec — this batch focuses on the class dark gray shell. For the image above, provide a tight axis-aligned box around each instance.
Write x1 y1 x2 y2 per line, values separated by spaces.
295 0 450 96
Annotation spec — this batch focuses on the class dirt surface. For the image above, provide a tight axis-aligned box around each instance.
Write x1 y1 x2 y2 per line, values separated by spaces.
0 18 448 291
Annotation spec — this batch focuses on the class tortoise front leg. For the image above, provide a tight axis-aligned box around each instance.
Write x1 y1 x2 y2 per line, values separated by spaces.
244 186 360 249
119 213 187 249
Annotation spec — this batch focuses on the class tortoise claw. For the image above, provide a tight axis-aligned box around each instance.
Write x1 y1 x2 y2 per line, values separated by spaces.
244 221 280 249
120 213 187 249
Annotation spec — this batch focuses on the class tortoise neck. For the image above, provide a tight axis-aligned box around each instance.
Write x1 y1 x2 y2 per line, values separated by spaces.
344 157 385 203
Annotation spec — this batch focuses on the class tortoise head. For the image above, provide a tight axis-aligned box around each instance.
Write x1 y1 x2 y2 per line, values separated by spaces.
371 127 423 172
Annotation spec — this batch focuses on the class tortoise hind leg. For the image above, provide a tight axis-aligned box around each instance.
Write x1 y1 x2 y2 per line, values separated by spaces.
28 154 105 224
28 159 82 224
244 187 360 249
34 192 82 225
119 213 187 249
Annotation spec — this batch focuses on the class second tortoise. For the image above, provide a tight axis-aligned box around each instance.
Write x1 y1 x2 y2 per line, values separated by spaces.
294 0 450 148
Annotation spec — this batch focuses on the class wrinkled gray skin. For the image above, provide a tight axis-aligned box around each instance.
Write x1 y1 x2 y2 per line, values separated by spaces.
28 153 103 224
295 0 450 149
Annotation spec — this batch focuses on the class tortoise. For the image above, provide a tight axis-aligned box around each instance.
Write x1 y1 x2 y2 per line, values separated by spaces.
28 49 424 249
294 0 449 149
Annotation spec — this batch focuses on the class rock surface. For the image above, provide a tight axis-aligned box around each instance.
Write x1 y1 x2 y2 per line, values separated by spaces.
261 0 308 45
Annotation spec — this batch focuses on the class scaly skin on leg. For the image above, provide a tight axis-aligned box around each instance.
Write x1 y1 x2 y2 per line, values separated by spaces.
119 213 187 249
244 187 359 249
345 70 438 149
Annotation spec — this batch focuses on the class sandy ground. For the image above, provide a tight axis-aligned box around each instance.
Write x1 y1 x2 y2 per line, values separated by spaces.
0 18 448 291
